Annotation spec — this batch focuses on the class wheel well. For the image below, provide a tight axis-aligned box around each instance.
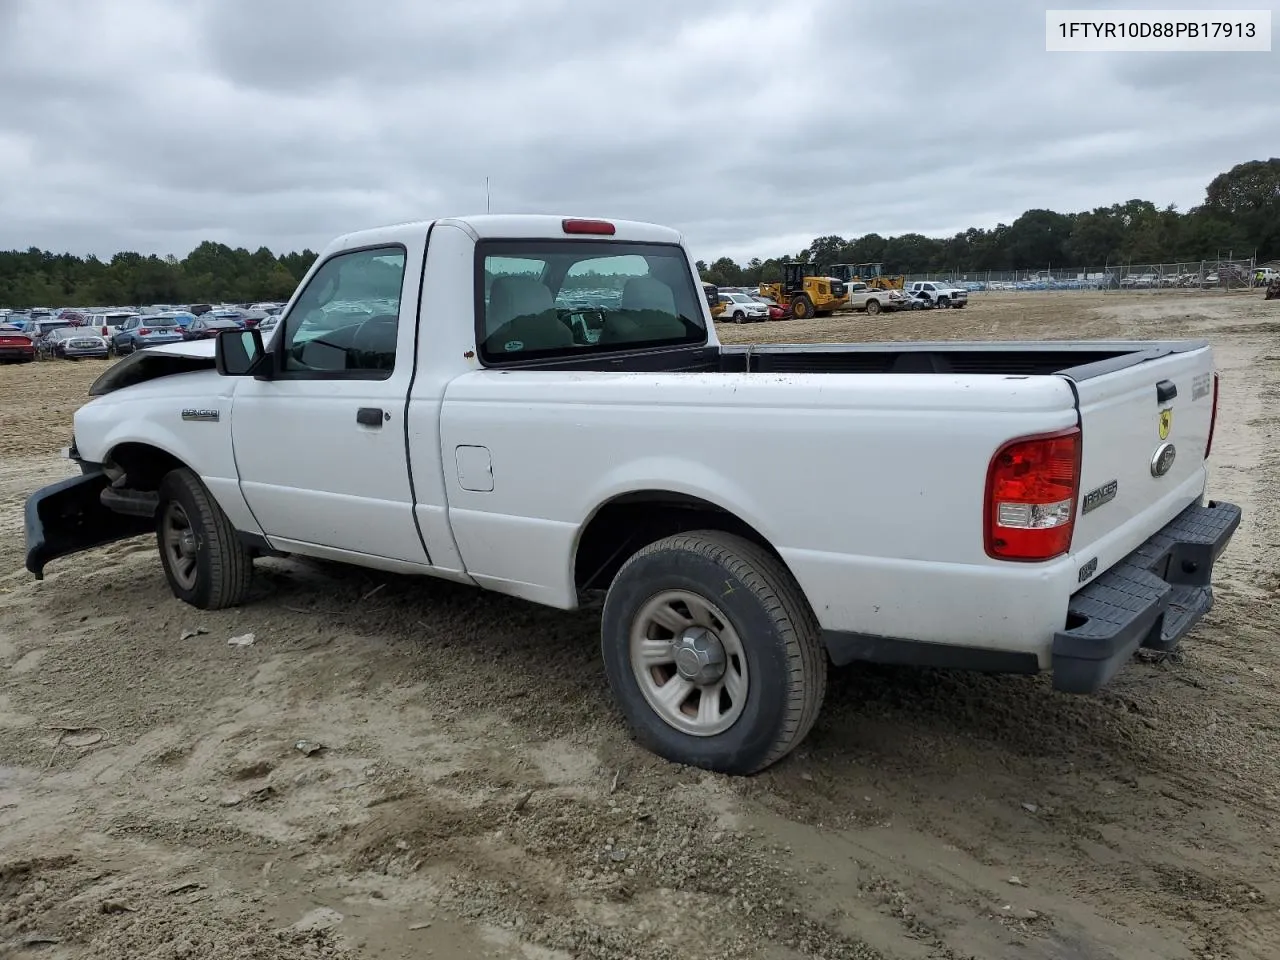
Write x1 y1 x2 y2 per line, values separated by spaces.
573 491 787 592
106 443 187 490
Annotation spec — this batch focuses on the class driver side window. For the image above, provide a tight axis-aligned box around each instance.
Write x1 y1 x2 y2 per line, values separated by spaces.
280 246 406 378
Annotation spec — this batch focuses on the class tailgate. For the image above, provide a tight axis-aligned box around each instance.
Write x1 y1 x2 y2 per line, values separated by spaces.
1067 344 1216 570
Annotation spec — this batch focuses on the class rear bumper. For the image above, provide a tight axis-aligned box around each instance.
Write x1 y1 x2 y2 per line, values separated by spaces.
1052 499 1241 693
24 468 153 579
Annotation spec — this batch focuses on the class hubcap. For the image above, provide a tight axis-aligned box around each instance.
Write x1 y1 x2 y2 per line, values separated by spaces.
629 590 748 738
161 501 199 591
672 626 726 684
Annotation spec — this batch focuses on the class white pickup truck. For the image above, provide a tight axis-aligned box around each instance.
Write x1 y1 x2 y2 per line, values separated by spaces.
24 215 1240 775
845 282 904 315
905 280 969 308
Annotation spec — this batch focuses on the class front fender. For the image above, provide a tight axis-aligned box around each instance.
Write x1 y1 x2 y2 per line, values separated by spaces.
75 388 262 537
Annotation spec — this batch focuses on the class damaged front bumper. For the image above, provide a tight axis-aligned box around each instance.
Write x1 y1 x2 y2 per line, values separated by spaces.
24 465 153 580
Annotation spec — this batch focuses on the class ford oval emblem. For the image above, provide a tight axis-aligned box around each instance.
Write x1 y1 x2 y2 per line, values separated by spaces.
1150 442 1176 477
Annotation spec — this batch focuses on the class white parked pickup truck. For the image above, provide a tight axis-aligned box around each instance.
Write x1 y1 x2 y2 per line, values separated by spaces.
906 280 969 308
845 282 904 315
24 215 1240 775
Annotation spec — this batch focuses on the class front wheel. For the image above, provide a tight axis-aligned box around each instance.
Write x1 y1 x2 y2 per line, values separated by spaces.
600 530 827 775
156 468 254 609
865 299 881 315
791 294 815 320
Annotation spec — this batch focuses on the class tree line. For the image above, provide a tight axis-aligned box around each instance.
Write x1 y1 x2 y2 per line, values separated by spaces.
0 241 319 309
697 159 1280 287
1 160 1276 307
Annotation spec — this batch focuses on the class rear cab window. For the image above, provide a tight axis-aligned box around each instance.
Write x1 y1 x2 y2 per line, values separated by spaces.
474 240 707 364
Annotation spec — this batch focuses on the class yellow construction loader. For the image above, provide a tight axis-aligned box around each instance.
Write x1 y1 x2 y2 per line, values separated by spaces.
824 262 905 291
759 263 849 319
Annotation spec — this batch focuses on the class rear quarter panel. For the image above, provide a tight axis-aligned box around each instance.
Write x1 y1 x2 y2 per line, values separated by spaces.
438 370 1078 648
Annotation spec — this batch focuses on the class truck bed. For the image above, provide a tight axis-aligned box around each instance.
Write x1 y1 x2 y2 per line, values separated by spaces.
471 338 1211 380
717 340 1210 379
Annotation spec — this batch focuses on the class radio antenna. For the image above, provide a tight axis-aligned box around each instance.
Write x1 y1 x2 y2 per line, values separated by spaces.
485 177 490 213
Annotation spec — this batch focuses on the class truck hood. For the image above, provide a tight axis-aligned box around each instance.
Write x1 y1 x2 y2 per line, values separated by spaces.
89 340 217 396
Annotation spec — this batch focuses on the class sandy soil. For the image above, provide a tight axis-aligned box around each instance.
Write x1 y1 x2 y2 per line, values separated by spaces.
2 291 1278 960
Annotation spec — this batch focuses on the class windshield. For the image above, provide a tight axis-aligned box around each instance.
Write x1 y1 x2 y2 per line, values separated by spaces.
476 240 706 364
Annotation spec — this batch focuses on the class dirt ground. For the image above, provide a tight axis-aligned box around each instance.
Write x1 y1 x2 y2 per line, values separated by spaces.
2 291 1278 960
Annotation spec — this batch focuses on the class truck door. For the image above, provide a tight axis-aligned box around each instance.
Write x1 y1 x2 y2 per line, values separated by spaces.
229 244 431 566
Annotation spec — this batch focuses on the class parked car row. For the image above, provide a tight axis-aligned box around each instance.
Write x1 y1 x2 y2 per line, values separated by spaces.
0 301 291 363
0 301 286 337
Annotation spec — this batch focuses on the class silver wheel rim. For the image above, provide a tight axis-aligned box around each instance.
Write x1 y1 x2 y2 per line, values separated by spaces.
629 590 748 737
161 501 199 591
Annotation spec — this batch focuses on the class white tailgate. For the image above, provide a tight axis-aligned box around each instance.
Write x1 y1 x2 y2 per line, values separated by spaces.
1068 346 1215 571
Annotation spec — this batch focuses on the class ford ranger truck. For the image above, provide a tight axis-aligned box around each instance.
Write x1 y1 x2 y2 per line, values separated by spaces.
23 215 1240 776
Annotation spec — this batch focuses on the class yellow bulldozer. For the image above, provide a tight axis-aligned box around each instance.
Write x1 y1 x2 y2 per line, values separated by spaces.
759 262 849 319
824 262 905 291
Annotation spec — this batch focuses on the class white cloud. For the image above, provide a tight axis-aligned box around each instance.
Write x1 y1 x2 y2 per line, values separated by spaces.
0 0 1276 262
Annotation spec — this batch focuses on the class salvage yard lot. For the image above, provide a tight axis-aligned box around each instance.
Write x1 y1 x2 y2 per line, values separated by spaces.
1 291 1278 960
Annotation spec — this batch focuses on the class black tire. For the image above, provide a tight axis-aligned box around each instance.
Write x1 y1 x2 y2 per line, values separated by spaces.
953 301 966 308
156 467 254 609
600 530 826 775
937 296 949 308
791 294 814 320
733 311 746 323
865 299 881 315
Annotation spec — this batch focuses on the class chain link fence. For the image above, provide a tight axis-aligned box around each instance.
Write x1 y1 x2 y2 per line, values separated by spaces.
903 257 1259 292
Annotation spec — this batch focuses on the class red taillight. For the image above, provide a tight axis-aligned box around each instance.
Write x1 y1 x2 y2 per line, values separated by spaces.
984 426 1082 561
138 327 151 335
562 218 615 235
1205 372 1219 459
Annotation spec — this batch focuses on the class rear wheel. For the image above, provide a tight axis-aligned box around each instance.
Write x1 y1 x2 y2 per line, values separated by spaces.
156 468 254 610
600 530 827 775
733 311 746 323
791 294 815 320
865 299 881 315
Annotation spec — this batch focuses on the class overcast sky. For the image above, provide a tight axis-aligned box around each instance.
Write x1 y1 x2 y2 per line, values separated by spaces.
0 0 1276 263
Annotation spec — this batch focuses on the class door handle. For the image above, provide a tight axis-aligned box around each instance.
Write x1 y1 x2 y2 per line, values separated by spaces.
357 407 385 426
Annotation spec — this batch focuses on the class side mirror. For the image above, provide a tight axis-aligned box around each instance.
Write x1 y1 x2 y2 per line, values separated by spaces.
215 328 267 377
